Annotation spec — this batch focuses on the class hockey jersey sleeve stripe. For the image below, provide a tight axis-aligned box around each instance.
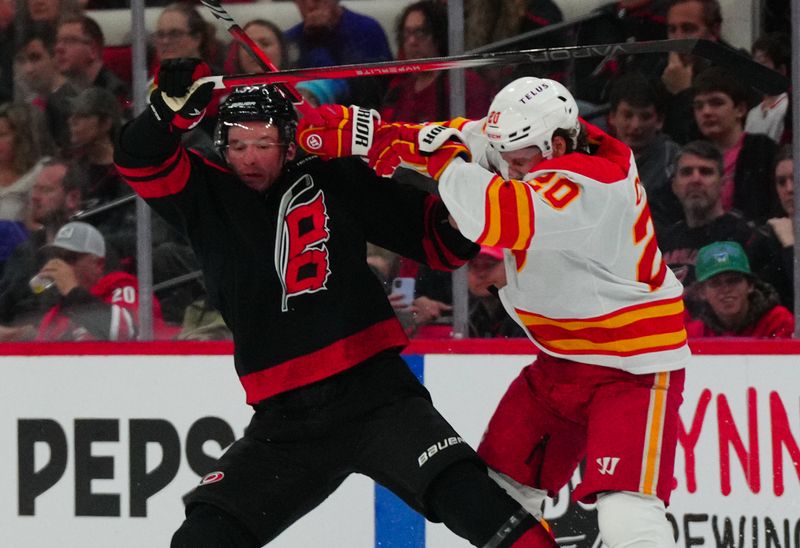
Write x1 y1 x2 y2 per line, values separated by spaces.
477 176 534 249
239 318 408 404
116 147 182 179
639 370 670 496
122 148 191 199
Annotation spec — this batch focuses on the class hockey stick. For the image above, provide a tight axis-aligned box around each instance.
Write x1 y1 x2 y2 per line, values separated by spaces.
199 38 789 96
199 0 313 116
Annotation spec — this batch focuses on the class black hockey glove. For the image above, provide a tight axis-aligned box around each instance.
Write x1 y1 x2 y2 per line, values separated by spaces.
149 58 214 133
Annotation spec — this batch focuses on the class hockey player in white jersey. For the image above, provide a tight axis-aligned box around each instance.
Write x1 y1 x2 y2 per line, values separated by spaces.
297 76 690 547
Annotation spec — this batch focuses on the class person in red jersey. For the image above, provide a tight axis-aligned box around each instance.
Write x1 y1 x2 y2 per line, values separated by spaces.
35 221 168 341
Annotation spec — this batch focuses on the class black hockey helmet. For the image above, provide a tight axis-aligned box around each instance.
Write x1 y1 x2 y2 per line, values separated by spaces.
214 84 298 154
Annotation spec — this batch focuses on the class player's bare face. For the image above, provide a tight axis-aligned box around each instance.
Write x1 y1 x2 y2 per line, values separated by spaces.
775 158 794 216
501 146 543 179
226 122 296 193
704 273 753 329
608 101 662 152
672 154 721 215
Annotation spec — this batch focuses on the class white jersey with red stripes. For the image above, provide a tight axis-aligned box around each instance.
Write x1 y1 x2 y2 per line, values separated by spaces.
439 119 690 373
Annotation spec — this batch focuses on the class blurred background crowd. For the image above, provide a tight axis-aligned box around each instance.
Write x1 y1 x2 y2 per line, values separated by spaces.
0 0 794 342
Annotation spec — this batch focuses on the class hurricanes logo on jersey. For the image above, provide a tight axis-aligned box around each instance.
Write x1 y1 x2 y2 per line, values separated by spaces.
276 175 332 311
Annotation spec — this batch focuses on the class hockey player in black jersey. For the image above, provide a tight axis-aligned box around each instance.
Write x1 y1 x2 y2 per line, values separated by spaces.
113 58 556 548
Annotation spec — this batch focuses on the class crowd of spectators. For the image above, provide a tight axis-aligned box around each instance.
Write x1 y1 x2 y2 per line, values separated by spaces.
0 0 794 341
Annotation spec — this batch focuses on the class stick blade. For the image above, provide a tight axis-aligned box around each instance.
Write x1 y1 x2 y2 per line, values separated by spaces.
691 39 789 95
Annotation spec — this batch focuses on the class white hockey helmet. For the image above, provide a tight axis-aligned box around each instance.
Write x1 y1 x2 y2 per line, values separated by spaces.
485 77 580 160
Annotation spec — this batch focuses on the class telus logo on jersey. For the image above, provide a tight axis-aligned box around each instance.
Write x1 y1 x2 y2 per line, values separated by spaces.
418 436 464 466
275 175 332 311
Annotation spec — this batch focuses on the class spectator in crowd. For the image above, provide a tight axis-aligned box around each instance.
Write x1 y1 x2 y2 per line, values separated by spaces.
67 87 136 261
685 241 793 338
408 246 526 339
464 0 564 52
0 0 14 103
660 0 723 144
380 1 495 123
364 243 419 335
380 1 496 313
34 221 169 341
178 297 231 340
658 140 789 313
54 14 130 108
224 18 287 75
692 66 778 224
152 2 223 74
67 89 202 320
16 0 81 37
765 145 794 303
152 2 224 142
0 102 49 223
466 246 524 339
294 78 347 107
222 17 345 108
744 32 790 144
572 0 668 104
80 0 126 9
464 0 567 92
14 30 78 151
285 0 392 108
0 218 26 277
0 158 79 339
606 72 683 230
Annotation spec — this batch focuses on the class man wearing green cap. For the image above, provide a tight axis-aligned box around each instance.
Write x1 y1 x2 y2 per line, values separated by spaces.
686 241 793 337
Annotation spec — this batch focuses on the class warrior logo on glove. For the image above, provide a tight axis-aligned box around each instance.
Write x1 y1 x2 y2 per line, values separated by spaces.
297 104 381 159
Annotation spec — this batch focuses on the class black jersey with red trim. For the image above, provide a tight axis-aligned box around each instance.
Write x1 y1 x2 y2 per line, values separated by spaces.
114 112 477 405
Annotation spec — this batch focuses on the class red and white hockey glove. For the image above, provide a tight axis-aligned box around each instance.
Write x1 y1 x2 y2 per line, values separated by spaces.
149 58 214 132
367 122 471 180
296 104 380 159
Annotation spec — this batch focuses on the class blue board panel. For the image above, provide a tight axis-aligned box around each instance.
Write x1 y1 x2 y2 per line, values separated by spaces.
374 354 426 547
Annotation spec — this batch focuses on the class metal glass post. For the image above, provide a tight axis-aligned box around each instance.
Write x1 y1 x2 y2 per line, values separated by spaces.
792 0 800 337
447 0 469 339
131 0 153 340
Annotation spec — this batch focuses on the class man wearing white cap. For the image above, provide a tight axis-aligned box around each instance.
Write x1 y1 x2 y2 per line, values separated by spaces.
34 221 164 341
